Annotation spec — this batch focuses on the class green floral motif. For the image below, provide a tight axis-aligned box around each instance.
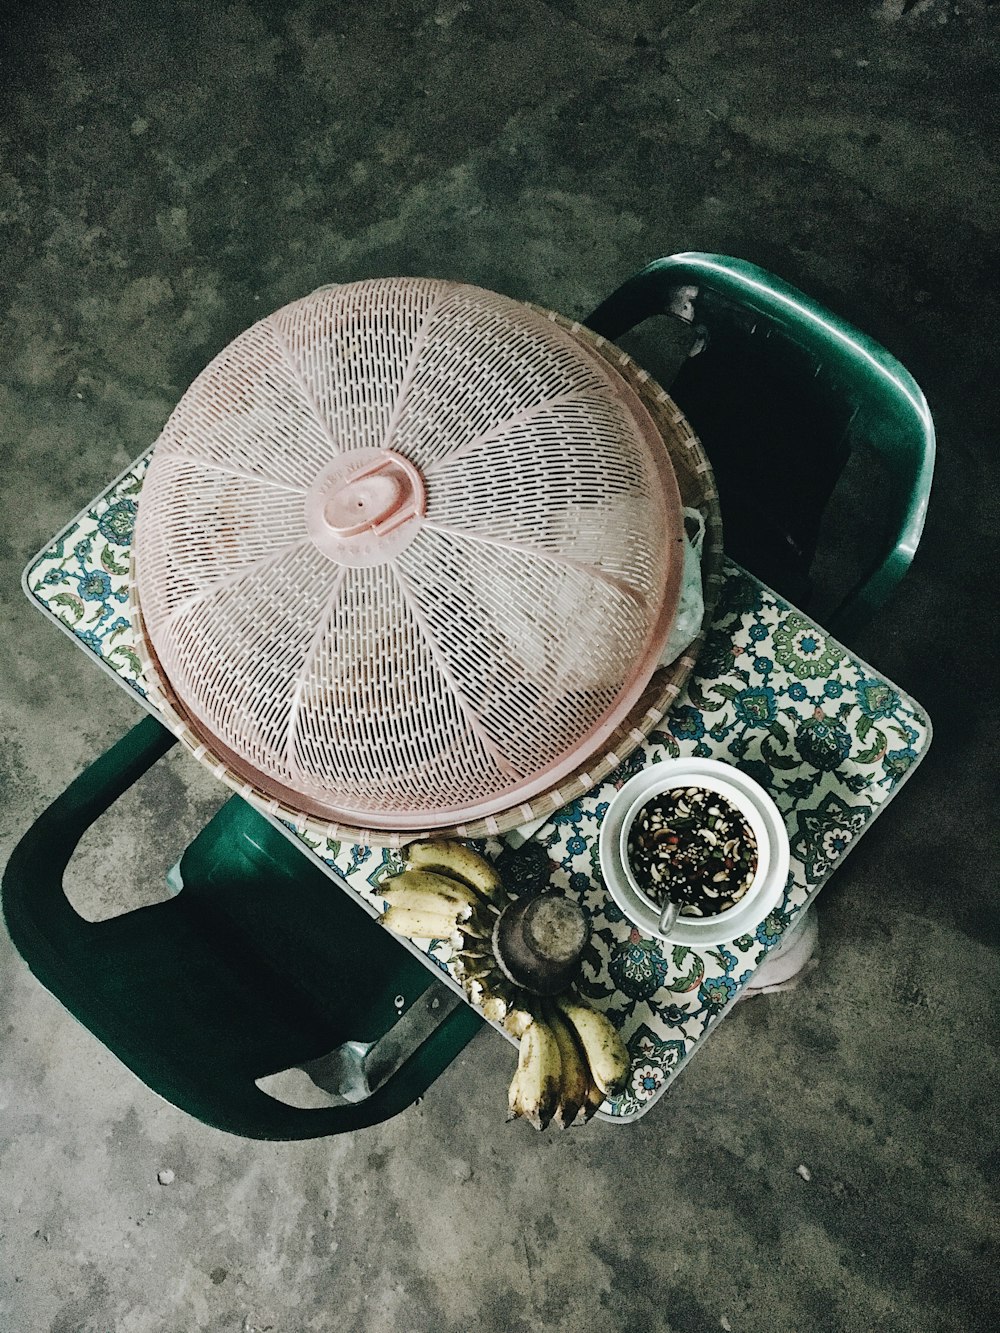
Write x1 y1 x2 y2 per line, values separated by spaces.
97 498 137 545
773 613 844 680
733 685 777 726
882 746 918 783
792 793 870 883
101 543 130 576
109 645 143 677
697 626 739 680
665 945 705 994
667 705 706 741
49 591 85 623
718 569 763 617
756 908 792 950
796 711 852 772
608 930 670 1001
698 973 739 1013
857 677 899 720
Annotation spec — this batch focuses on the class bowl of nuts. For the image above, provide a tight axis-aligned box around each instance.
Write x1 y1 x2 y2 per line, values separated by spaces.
598 759 790 946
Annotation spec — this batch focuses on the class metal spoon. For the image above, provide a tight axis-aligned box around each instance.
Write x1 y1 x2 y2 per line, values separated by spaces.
656 898 681 937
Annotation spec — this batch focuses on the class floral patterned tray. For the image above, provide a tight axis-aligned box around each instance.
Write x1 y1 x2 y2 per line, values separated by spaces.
24 452 931 1122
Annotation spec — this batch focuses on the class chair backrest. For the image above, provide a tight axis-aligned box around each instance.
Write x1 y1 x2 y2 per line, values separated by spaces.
586 252 935 640
1 716 481 1139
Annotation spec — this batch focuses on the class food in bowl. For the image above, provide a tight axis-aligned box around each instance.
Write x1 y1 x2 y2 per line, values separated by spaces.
625 785 758 917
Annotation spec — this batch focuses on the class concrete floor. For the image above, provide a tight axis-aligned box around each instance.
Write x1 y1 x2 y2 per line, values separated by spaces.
1 2 998 1330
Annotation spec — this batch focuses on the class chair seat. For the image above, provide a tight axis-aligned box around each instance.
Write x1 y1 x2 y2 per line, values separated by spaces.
178 797 434 1059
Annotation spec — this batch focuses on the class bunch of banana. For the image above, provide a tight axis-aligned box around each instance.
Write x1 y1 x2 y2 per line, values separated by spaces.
378 839 509 953
505 993 631 1130
380 840 532 1023
404 840 508 906
379 869 484 944
377 839 632 1130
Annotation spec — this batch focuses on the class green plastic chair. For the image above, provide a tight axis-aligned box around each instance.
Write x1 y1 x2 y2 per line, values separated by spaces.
1 715 483 1139
585 252 935 640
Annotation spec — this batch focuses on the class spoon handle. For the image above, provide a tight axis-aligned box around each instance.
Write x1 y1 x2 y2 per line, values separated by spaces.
657 899 681 936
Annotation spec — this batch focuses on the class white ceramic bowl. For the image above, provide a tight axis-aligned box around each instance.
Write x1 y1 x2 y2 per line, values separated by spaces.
599 758 790 946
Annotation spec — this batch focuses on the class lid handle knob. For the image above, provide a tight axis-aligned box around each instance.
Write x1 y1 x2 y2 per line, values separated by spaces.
321 454 425 538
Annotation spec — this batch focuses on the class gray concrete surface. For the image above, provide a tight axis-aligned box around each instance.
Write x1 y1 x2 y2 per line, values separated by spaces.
1 2 998 1330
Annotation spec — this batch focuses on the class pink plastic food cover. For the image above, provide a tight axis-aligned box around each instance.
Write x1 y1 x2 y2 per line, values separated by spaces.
133 279 684 831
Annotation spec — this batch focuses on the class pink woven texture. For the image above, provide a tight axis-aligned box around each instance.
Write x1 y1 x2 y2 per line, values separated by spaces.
134 279 684 830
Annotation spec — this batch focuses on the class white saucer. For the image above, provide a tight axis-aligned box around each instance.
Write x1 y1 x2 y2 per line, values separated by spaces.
598 758 791 947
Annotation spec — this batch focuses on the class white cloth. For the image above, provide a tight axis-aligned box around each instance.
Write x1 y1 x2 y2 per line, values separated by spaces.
505 508 707 848
740 909 820 995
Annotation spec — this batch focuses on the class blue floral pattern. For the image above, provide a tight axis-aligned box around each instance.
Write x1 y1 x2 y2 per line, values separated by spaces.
26 459 148 692
25 455 932 1122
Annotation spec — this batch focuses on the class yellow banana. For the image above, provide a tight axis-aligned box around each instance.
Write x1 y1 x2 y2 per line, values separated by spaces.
454 945 494 966
507 1064 523 1119
554 996 630 1098
576 1078 606 1126
503 1004 536 1041
507 1019 561 1130
460 959 502 986
381 869 480 917
481 992 510 1024
458 916 493 942
379 904 463 942
476 977 523 1025
546 1007 590 1130
405 840 506 905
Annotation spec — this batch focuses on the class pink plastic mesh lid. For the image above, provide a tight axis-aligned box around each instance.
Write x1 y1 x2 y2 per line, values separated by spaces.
132 279 684 831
